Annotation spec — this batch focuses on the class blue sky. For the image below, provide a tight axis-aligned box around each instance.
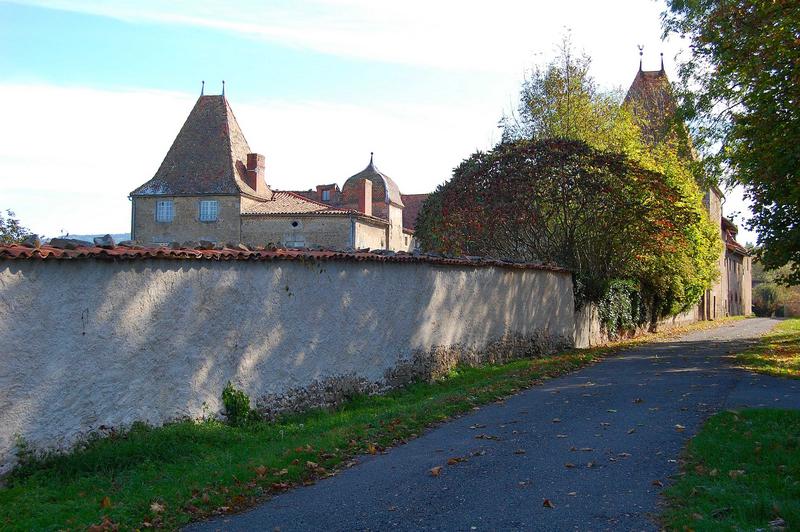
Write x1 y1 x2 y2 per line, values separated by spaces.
0 0 757 243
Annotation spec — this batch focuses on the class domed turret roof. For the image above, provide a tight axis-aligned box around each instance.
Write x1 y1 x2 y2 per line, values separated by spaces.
342 154 404 207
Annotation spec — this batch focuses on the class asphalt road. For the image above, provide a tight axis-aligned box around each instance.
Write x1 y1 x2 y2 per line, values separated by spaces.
187 318 799 531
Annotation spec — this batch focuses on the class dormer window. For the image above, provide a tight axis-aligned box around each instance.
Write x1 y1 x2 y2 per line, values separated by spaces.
199 200 219 222
322 189 330 202
155 200 174 222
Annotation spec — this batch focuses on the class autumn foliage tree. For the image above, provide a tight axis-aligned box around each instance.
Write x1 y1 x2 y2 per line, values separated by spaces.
415 139 718 319
417 39 720 326
662 0 800 284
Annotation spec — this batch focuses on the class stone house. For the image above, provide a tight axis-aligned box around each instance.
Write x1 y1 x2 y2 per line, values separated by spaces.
129 94 428 251
625 56 752 317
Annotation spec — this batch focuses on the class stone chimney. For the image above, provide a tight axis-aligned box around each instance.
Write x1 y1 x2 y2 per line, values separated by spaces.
245 153 266 194
359 179 372 216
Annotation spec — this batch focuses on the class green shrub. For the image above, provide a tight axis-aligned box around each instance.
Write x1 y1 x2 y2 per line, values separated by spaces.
598 280 648 337
221 382 256 426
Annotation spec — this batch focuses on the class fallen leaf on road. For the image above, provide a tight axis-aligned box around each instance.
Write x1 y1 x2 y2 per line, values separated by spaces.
552 418 561 423
627 428 636 434
429 466 442 477
568 491 577 496
579 447 594 452
675 424 686 432
447 457 466 465
556 434 567 438
607 409 617 413
618 452 631 458
543 499 555 508
565 462 576 468
652 480 664 487
514 449 526 455
634 398 644 404
586 461 596 468
469 424 486 430
388 505 397 512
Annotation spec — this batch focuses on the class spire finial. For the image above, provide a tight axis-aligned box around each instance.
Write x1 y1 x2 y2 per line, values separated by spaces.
370 151 374 164
222 80 225 97
638 45 644 71
660 52 664 71
201 80 204 96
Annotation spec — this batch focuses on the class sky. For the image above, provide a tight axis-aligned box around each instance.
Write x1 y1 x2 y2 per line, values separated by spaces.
0 0 757 244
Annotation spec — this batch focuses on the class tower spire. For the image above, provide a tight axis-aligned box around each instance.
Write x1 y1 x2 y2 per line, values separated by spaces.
660 52 664 72
638 45 644 71
201 80 204 96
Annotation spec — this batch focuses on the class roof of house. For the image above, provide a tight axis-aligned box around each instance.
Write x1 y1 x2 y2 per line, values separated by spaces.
342 154 404 207
0 243 569 273
130 95 268 199
400 193 429 230
624 67 676 145
722 217 749 256
240 191 388 224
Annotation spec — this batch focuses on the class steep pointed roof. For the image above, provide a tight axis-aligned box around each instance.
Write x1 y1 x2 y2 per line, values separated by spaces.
131 95 267 198
624 67 676 146
342 154 404 207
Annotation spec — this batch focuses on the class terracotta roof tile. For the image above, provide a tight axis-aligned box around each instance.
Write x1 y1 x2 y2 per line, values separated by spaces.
0 244 569 272
241 191 353 215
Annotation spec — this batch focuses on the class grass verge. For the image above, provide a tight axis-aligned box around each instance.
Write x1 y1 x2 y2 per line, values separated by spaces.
0 317 744 530
662 409 800 531
736 318 800 378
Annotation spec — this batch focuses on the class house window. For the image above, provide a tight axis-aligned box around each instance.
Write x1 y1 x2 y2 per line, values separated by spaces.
321 189 330 201
199 200 219 222
155 200 174 222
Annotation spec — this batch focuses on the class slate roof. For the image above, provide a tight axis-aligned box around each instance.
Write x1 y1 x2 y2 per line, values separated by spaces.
0 244 569 272
624 68 676 145
343 155 404 207
400 193 429 230
131 95 268 199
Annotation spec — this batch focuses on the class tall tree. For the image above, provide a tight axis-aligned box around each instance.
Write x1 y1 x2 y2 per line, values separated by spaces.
662 0 800 284
500 36 641 156
0 210 32 244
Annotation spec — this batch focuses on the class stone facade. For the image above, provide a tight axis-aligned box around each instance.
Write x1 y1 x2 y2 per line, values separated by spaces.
130 95 426 252
132 195 242 245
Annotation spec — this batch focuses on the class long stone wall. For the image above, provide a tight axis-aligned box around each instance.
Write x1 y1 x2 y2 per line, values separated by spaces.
0 253 574 474
573 303 699 348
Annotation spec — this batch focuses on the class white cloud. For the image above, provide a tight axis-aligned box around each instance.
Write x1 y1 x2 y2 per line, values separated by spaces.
0 83 499 235
8 0 684 80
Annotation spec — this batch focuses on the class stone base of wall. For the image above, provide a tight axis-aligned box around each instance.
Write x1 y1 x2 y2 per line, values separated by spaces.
254 331 573 419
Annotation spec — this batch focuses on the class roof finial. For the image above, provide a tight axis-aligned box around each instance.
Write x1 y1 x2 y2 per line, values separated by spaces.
638 45 644 71
222 80 225 97
660 52 664 72
201 80 204 96
370 151 374 165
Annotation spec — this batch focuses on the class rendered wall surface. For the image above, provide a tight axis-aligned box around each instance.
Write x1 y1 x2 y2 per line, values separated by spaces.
132 195 241 245
0 258 574 474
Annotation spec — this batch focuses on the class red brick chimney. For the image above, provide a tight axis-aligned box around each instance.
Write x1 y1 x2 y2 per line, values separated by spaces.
359 179 372 216
245 153 266 194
